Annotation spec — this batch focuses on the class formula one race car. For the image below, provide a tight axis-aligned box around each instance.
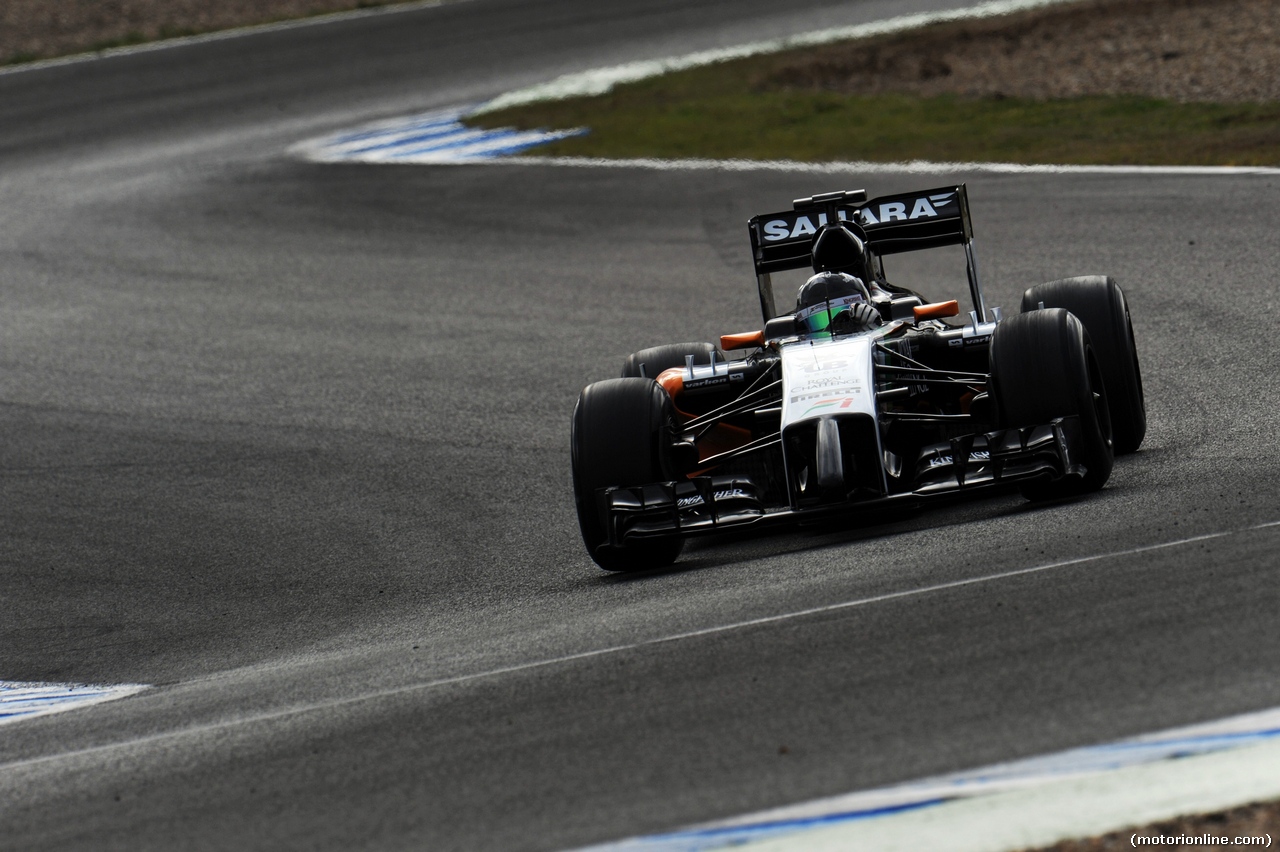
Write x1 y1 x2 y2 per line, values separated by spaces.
571 185 1145 571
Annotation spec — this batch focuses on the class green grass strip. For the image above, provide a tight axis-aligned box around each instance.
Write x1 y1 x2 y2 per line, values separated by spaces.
470 60 1280 165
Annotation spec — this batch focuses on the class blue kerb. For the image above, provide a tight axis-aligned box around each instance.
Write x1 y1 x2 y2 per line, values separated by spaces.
390 127 588 160
386 127 527 157
618 729 1280 849
459 140 562 159
328 111 469 145
1 682 146 725
476 128 589 157
308 109 588 162
1103 727 1280 752
658 797 950 844
338 124 483 155
3 690 111 701
330 120 457 146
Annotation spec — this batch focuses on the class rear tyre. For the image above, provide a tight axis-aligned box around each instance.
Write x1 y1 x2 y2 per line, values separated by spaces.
571 378 685 571
622 342 721 379
990 308 1114 500
1021 276 1145 453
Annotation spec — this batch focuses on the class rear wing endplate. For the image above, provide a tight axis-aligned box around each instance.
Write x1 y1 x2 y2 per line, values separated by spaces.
747 185 985 321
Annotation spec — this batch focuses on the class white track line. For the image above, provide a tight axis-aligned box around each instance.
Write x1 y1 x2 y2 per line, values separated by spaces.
483 155 1280 176
4 521 1277 769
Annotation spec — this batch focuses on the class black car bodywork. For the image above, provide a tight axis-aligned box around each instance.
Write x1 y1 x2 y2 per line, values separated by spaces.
571 185 1144 570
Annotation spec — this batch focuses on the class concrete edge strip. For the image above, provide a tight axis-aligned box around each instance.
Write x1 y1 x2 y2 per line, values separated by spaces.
2 520 1277 771
456 154 1280 176
0 682 149 727
755 737 1280 852
0 0 461 77
568 710 1280 851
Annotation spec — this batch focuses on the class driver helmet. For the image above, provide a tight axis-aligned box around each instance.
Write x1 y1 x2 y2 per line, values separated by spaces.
795 271 871 335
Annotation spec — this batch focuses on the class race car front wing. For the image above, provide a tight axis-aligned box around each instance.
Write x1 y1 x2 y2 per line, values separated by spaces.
599 416 1089 546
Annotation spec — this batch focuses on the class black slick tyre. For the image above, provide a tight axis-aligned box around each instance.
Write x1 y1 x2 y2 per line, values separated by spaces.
622 342 722 379
1021 276 1145 453
989 308 1114 500
571 378 684 571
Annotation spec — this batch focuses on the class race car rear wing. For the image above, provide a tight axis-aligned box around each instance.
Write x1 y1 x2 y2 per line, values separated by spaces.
747 184 988 322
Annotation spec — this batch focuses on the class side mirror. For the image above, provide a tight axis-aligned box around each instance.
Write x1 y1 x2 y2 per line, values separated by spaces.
913 300 961 321
720 330 766 350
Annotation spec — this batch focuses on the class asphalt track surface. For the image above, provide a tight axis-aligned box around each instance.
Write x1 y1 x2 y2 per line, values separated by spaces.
2 0 1280 849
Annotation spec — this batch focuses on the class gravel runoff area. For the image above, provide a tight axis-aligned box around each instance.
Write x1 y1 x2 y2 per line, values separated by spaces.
7 0 1280 849
766 0 1280 103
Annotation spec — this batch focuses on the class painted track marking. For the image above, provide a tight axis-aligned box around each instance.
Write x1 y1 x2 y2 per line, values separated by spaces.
292 107 586 164
0 682 148 726
3 520 1277 769
486 155 1280 176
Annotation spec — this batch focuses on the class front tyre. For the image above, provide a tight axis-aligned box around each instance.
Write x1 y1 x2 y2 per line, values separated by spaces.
621 342 722 379
571 378 684 571
990 308 1114 500
1021 276 1145 453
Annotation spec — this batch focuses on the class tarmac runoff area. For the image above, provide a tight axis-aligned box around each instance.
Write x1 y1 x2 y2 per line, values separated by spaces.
6 530 1280 847
570 707 1280 852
